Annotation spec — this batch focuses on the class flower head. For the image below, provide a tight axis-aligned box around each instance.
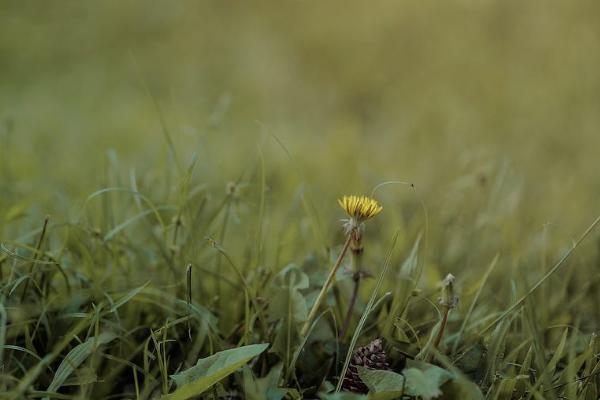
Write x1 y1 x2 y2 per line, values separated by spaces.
338 195 383 222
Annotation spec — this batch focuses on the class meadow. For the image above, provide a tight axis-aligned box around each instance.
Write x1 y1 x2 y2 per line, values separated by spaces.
1 1 600 399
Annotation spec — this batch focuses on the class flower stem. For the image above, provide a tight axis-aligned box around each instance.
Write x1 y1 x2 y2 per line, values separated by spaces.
340 241 363 339
301 234 352 337
433 306 450 350
340 275 360 339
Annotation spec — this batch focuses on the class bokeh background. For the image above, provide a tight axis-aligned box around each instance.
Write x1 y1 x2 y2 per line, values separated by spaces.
1 0 599 270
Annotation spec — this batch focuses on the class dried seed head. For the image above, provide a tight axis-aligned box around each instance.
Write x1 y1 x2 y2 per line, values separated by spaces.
342 338 390 394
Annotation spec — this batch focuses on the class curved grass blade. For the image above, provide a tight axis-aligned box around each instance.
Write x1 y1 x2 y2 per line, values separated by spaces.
45 332 117 396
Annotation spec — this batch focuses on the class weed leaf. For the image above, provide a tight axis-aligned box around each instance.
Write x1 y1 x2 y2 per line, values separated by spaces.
402 360 454 400
163 343 269 400
356 366 404 400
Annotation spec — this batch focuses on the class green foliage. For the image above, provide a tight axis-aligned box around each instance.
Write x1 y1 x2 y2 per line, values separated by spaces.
164 343 269 400
402 361 454 400
45 332 117 395
439 376 484 400
269 265 309 364
357 366 405 400
243 363 288 400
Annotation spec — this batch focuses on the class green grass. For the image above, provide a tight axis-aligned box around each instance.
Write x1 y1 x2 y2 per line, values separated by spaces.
1 1 600 399
1 143 598 399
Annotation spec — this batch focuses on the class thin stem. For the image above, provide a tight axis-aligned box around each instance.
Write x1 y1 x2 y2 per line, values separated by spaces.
186 263 193 340
340 245 363 339
340 275 360 339
301 234 352 337
214 197 232 306
433 307 450 350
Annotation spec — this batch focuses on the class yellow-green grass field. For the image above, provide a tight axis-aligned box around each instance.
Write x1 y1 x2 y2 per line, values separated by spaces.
1 1 599 399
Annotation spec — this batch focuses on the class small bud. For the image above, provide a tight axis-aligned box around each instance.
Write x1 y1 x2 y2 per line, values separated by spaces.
439 273 459 309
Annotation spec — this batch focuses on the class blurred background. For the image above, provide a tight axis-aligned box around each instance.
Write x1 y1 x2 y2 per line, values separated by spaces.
2 4 600 396
1 0 599 263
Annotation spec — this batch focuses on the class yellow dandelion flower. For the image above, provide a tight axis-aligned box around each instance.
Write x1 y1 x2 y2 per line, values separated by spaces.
338 195 383 221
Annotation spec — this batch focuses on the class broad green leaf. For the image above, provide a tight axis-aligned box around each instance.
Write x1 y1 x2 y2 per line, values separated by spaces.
45 332 117 395
356 366 405 400
266 388 288 400
163 343 269 400
243 363 287 400
455 339 487 383
439 376 484 400
402 361 454 400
